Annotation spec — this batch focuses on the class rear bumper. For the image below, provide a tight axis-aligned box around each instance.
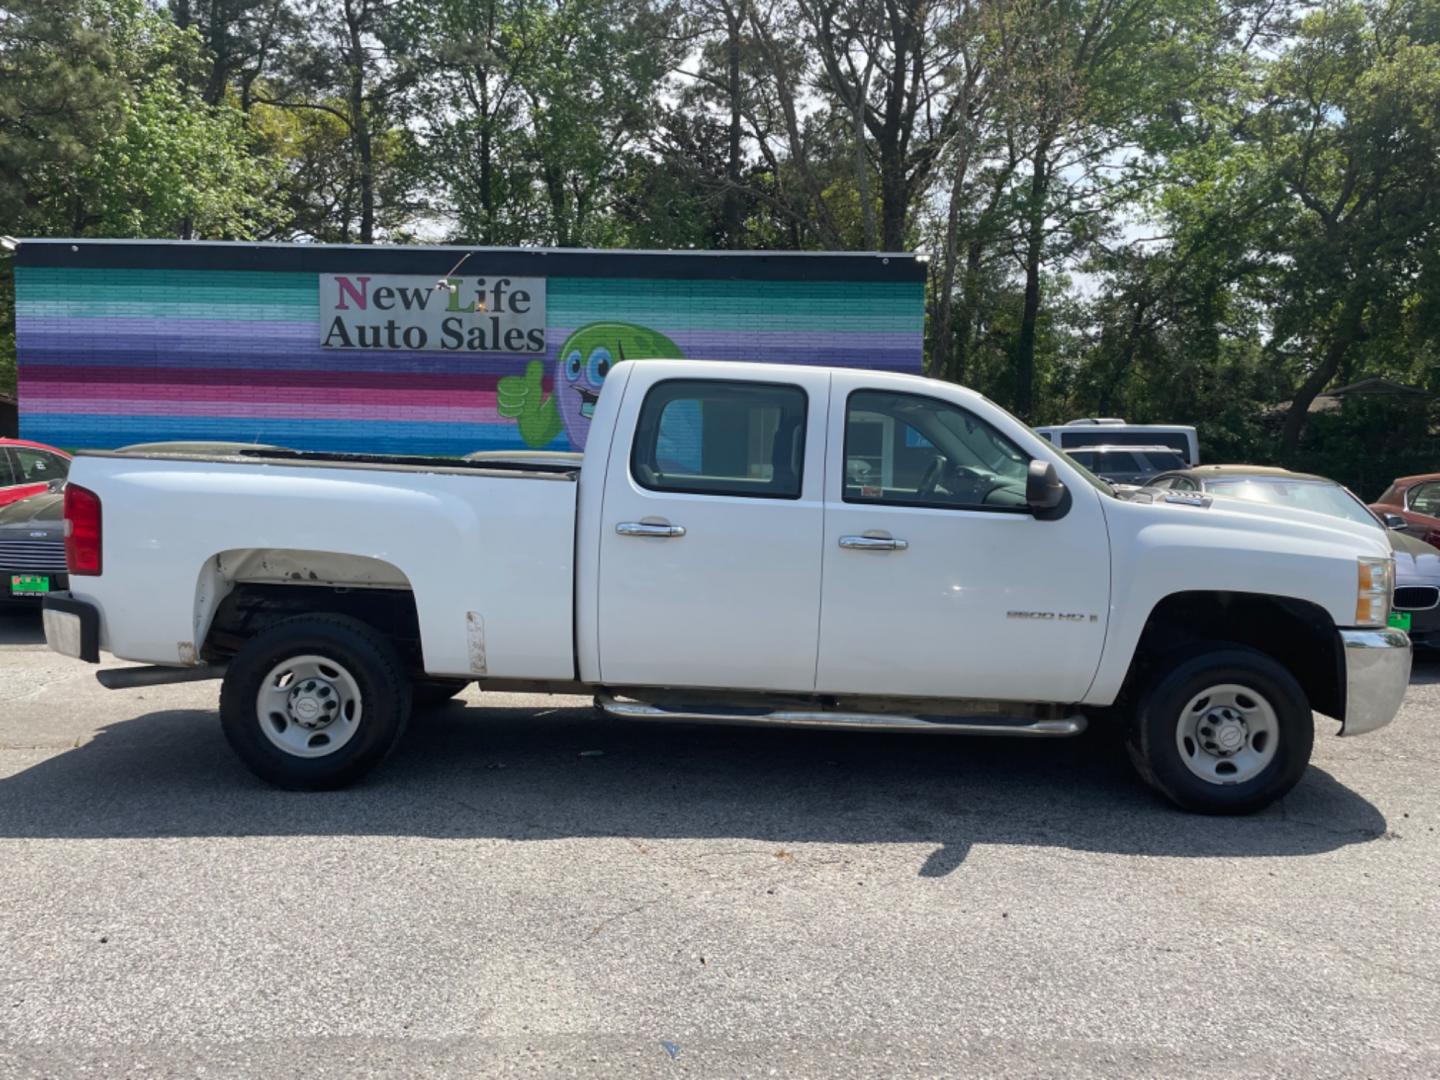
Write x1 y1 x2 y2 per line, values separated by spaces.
41 593 101 663
1339 627 1411 735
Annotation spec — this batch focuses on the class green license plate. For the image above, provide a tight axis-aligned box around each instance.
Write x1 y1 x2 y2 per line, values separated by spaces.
1389 610 1412 632
10 575 50 594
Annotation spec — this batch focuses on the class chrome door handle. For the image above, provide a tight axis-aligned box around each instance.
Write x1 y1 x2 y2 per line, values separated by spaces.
616 521 687 538
839 535 908 551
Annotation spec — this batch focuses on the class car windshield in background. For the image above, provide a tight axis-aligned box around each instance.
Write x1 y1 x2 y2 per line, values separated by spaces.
1051 449 1115 496
1136 450 1186 472
1071 449 1186 474
1206 478 1378 527
1057 429 1192 456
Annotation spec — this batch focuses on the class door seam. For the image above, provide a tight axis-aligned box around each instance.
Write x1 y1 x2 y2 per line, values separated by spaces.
811 371 833 691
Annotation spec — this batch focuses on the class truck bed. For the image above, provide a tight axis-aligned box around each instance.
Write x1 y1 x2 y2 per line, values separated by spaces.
64 449 581 680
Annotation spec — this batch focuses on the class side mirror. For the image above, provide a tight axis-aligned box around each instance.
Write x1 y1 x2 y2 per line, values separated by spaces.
1027 459 1067 516
1383 512 1407 531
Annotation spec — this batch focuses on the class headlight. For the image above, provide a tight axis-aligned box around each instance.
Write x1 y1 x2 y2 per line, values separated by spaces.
1355 556 1394 627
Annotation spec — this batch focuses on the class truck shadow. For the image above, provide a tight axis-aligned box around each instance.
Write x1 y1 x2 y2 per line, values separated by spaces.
0 609 44 646
0 703 1387 875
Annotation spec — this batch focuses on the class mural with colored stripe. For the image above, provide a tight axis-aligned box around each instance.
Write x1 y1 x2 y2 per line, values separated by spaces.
14 245 926 456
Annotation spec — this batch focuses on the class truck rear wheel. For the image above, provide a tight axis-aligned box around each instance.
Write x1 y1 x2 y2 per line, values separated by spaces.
219 615 411 790
1127 647 1313 814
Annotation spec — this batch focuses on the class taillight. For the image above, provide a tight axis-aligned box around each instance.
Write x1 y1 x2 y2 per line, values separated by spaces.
64 484 102 576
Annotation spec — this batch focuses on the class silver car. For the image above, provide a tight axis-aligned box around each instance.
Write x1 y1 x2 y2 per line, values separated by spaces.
1141 465 1440 649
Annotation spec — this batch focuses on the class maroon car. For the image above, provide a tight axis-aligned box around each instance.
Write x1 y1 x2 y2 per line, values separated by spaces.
1370 473 1440 549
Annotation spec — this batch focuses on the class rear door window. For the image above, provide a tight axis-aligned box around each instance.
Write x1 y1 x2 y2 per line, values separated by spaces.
631 379 808 499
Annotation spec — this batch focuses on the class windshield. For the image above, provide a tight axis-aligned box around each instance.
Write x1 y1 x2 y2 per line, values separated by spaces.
1205 477 1378 527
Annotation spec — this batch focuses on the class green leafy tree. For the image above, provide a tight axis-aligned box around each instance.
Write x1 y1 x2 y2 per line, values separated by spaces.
416 0 677 246
0 0 125 234
254 0 425 242
1143 0 1440 458
0 0 283 393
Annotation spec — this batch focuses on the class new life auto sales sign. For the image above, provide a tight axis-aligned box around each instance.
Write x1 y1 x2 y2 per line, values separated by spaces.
319 274 547 352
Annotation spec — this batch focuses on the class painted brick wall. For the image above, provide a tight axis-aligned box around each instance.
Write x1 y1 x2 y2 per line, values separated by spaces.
15 259 925 455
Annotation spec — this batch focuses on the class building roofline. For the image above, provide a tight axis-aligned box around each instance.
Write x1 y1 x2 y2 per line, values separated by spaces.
13 238 931 283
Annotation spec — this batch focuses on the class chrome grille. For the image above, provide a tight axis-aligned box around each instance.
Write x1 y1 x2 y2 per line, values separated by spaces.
0 538 66 572
1395 585 1440 611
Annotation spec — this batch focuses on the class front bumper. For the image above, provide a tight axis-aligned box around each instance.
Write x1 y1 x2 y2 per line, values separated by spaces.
1339 627 1411 735
41 593 101 663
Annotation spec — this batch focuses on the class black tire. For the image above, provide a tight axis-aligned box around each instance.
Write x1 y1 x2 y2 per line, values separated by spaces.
412 678 470 711
1126 646 1313 814
219 614 411 790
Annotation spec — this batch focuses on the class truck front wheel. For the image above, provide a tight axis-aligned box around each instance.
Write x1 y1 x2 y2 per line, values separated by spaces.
1127 647 1313 814
219 615 412 790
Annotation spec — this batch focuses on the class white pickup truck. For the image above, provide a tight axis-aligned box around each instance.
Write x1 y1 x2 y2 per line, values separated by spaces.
43 360 1411 813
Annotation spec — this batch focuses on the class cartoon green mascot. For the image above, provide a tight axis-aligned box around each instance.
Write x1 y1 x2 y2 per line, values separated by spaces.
497 322 684 450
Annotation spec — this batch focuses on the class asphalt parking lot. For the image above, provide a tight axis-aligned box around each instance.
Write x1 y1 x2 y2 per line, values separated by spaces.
0 609 1437 1079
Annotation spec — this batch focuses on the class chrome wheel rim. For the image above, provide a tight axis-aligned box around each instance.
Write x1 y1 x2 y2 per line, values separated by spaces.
255 655 362 758
1175 683 1279 786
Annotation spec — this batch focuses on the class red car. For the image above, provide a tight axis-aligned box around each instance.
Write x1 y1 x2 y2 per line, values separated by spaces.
1371 473 1440 548
0 438 71 508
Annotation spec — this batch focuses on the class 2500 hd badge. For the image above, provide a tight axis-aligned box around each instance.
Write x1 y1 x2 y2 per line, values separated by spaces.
1007 611 1100 623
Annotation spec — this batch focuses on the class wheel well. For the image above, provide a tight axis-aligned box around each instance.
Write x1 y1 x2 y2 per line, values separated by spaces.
201 583 424 671
1125 591 1344 721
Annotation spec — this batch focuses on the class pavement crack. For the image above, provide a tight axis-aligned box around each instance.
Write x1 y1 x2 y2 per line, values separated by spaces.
1283 815 1386 840
588 897 666 938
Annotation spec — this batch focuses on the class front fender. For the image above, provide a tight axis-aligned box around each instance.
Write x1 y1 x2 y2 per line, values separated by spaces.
1084 496 1390 705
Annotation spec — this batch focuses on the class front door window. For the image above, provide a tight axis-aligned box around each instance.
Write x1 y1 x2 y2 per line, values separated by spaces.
842 390 1031 512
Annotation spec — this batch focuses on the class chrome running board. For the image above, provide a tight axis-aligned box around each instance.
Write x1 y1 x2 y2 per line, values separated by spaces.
595 692 1086 737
